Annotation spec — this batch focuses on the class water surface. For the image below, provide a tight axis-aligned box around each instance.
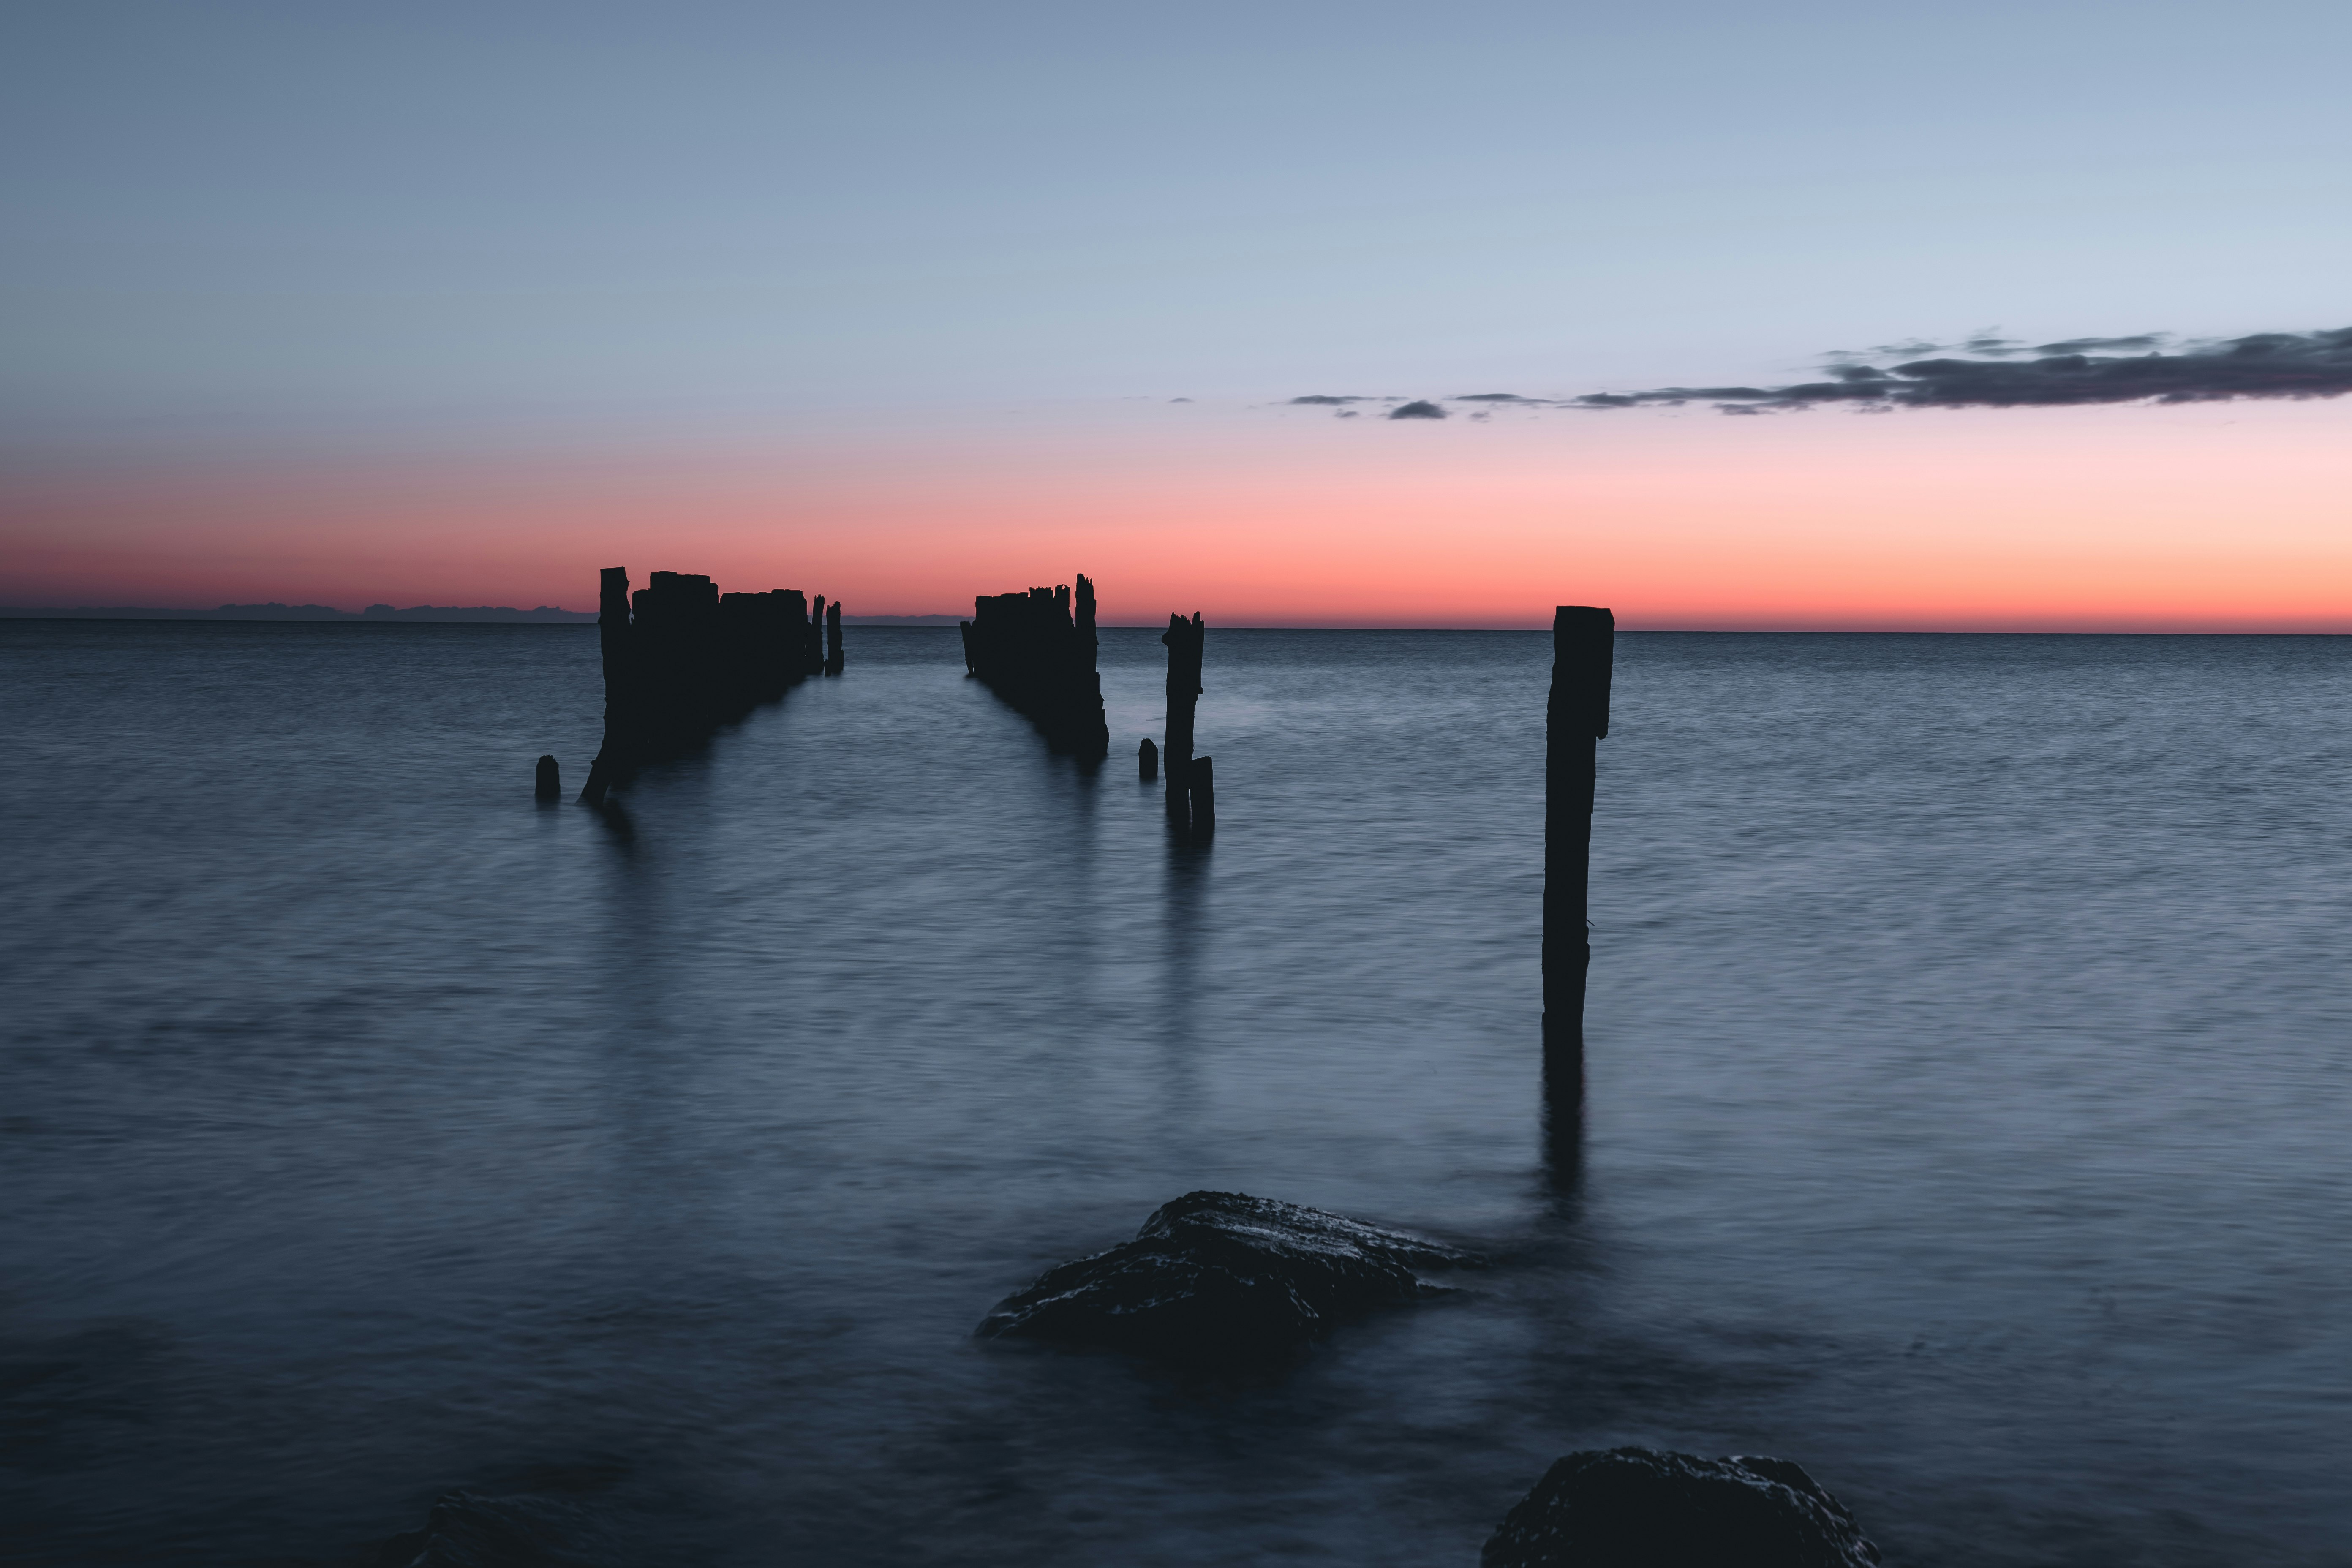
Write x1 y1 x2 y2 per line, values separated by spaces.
3 622 2348 1565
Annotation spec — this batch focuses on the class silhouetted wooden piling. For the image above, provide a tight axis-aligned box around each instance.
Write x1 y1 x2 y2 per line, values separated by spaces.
962 572 1110 755
579 566 635 803
1162 611 1204 829
1139 737 1158 779
826 600 844 675
1074 574 1105 753
1188 754 1215 838
579 565 832 801
535 755 561 799
1544 605 1614 1078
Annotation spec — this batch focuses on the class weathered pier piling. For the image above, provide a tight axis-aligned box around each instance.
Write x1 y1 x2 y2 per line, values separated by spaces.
578 567 830 803
1160 612 1206 833
1187 754 1215 838
961 574 1111 755
1544 606 1614 1079
535 755 561 800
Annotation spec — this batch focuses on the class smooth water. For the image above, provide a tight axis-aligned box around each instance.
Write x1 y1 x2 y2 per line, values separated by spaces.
3 621 2348 1567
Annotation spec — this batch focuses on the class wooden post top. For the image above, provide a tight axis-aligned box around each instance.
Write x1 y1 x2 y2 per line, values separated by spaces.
1552 605 1614 740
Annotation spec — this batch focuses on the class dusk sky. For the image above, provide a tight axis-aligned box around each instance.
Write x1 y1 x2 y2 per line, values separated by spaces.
5 0 2348 626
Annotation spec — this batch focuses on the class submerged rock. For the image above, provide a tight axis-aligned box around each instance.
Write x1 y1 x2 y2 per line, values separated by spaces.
373 1489 611 1568
977 1190 1473 1367
1483 1448 1881 1568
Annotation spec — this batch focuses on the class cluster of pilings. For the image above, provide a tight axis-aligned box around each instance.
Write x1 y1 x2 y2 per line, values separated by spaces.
579 567 842 803
1152 611 1214 840
960 574 1110 756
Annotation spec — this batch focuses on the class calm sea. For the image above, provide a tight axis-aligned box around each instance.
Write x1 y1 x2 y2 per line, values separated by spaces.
3 621 2348 1567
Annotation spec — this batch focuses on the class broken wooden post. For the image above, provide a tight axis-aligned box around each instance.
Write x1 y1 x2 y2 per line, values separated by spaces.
1161 611 1204 829
1138 737 1158 779
826 599 844 675
1544 605 1614 1078
1072 574 1108 753
1188 754 1215 838
535 755 561 799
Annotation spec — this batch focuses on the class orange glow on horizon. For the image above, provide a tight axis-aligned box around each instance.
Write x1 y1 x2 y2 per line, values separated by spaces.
5 400 2349 632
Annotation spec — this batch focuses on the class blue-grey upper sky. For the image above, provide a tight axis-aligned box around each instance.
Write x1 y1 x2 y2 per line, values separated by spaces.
5 0 2347 451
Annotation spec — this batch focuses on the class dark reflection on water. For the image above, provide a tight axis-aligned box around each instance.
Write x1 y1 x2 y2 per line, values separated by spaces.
3 621 2350 1566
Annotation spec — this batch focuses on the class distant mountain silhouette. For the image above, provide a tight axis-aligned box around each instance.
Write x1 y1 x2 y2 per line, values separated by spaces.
359 604 595 622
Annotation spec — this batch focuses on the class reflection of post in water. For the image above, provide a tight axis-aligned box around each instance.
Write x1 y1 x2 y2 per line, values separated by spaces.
1544 605 1614 1094
1057 730 1103 1014
1542 1050 1584 1198
584 783 710 1258
591 797 636 846
1158 831 1208 1124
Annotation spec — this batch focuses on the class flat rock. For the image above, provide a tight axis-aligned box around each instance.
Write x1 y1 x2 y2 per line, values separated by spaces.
977 1190 1473 1367
373 1489 610 1568
1483 1448 1881 1568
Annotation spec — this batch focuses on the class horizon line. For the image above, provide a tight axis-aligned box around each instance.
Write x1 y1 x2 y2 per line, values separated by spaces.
6 607 2349 637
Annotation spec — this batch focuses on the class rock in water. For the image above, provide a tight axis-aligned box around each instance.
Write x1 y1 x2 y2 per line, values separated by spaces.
1483 1448 1881 1568
373 1489 610 1567
977 1190 1471 1368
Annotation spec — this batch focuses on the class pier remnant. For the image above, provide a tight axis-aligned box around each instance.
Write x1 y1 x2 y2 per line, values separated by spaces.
578 566 830 803
1544 606 1614 1075
961 573 1111 755
825 599 844 675
1138 737 1158 780
535 755 561 800
1161 611 1205 831
1188 755 1216 838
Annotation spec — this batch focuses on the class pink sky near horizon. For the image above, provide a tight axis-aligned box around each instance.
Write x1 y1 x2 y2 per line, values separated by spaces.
5 399 2349 632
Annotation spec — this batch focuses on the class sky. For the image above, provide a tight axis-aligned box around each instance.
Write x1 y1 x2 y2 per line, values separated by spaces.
3 0 2348 627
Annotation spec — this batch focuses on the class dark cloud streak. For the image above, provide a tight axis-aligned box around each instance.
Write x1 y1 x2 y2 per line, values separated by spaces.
1573 327 2352 413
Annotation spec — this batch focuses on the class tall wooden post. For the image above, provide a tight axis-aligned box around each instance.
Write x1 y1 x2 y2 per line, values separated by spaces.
1161 611 1204 830
825 599 844 675
579 566 634 804
1074 574 1109 754
1544 606 1614 1074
